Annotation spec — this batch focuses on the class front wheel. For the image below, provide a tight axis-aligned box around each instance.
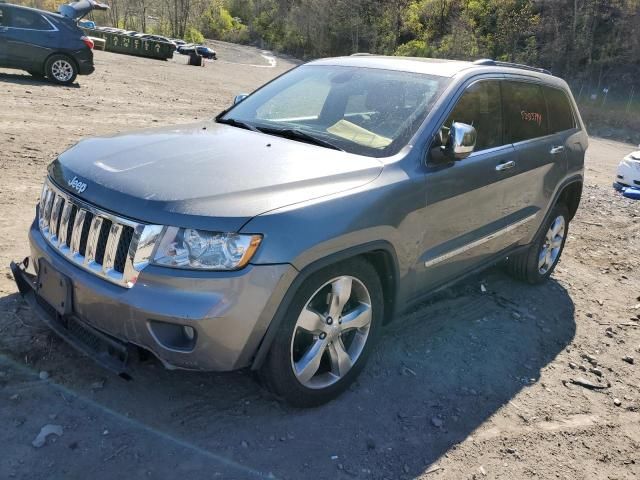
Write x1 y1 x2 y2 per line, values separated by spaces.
45 55 77 85
260 258 383 407
506 203 570 284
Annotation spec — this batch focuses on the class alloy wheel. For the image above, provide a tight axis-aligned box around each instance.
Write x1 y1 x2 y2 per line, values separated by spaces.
51 60 74 82
538 215 565 274
290 275 372 389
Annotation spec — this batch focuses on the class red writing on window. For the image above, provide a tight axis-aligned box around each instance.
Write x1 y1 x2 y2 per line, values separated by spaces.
521 111 543 127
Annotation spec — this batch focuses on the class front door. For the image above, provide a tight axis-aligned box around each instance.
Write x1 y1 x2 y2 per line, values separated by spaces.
500 80 564 231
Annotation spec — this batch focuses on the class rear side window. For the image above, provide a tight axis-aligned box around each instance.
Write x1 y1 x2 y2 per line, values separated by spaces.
443 80 503 151
544 86 576 133
9 9 52 30
503 81 548 143
0 8 6 26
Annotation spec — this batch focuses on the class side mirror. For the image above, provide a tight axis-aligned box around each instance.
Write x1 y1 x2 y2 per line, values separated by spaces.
448 122 476 160
233 94 249 105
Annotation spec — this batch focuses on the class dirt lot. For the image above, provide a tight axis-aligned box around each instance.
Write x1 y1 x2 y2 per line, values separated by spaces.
1 43 639 480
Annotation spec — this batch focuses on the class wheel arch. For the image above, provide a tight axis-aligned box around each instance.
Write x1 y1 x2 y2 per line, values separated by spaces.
556 179 582 221
530 175 582 238
251 240 400 370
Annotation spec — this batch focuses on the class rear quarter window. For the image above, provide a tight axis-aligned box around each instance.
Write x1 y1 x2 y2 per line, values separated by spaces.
503 81 548 143
544 86 576 133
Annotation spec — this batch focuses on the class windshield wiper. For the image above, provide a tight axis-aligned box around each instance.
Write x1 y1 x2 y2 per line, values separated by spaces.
216 117 259 132
257 126 344 151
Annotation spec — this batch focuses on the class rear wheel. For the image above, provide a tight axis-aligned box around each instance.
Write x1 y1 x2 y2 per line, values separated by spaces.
45 55 77 85
260 258 383 407
506 203 570 284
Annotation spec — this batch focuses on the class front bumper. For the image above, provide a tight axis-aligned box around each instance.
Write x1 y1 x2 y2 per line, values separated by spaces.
12 219 297 373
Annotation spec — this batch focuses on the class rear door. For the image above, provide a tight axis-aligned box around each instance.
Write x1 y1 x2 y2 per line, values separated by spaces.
501 80 565 240
5 8 58 69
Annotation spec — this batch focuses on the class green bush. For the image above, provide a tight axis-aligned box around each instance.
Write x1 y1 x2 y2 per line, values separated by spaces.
395 39 430 57
184 27 205 44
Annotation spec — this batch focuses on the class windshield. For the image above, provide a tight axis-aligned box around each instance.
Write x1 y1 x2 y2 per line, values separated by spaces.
220 65 450 157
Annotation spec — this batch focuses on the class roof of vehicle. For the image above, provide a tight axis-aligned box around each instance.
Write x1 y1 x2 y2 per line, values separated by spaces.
309 55 559 82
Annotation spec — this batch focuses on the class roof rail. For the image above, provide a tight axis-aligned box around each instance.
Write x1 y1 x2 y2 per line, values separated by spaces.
473 58 552 76
350 52 373 56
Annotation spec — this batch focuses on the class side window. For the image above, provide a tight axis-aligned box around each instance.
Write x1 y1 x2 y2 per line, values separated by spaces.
8 9 52 30
442 80 503 151
0 8 6 26
544 86 576 133
503 81 548 143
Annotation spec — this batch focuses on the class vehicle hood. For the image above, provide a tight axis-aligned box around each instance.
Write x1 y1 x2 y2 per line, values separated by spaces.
58 0 109 21
49 121 384 232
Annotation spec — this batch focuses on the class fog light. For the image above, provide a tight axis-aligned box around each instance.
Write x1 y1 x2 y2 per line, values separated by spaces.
183 326 195 341
148 320 197 351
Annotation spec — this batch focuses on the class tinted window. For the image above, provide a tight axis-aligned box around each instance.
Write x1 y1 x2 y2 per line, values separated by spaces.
0 7 6 26
544 86 576 133
443 80 503 151
9 9 52 30
503 81 548 143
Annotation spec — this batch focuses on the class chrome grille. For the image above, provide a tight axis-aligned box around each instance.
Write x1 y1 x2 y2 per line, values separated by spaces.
38 179 164 288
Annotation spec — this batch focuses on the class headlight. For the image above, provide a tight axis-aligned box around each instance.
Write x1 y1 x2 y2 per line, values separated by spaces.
152 227 262 270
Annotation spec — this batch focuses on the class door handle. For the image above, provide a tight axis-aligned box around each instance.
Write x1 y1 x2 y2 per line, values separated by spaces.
495 160 516 171
550 146 565 155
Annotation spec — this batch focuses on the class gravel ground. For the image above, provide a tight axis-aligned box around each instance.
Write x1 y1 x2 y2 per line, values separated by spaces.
0 43 639 480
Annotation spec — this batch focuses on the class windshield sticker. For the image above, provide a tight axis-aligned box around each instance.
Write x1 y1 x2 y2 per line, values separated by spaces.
521 111 543 127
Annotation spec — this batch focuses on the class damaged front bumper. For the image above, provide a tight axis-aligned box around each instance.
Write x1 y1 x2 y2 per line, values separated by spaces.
11 258 133 376
10 219 297 376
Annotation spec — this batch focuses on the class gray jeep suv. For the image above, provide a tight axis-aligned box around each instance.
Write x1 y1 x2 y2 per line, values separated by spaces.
11 56 587 406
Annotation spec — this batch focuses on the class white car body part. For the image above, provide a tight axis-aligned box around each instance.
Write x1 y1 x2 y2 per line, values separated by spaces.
616 150 640 188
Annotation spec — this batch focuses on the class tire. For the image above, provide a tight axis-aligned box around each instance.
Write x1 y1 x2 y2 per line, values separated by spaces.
506 203 570 284
259 258 384 407
45 55 77 85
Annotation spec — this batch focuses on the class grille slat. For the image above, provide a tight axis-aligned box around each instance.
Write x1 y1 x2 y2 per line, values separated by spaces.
84 215 104 263
114 226 134 274
38 179 160 288
70 208 87 254
94 219 113 265
42 189 55 231
102 223 123 272
64 205 77 248
58 201 73 248
78 211 94 256
50 195 64 240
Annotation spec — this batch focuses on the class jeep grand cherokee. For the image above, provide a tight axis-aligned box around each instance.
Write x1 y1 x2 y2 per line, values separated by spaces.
11 56 587 406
